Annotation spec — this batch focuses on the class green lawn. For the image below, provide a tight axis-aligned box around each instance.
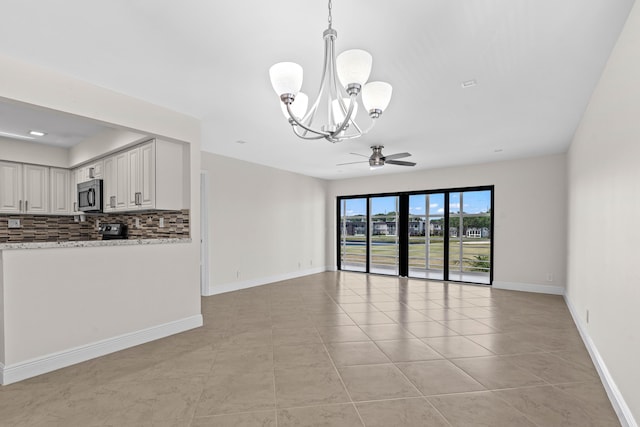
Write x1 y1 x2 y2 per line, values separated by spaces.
340 236 491 272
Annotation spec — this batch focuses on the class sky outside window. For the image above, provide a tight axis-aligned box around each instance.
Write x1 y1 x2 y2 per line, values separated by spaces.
344 191 490 217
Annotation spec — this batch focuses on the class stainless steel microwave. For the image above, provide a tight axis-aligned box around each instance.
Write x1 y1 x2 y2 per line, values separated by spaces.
77 179 103 213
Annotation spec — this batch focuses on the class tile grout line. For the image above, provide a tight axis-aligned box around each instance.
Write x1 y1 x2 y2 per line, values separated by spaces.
320 290 368 426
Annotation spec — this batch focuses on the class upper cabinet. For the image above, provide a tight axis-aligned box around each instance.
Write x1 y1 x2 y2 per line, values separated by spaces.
1 138 187 215
0 161 23 213
127 141 155 210
50 167 71 214
103 139 186 212
0 161 49 214
76 160 104 183
103 151 128 212
23 164 50 214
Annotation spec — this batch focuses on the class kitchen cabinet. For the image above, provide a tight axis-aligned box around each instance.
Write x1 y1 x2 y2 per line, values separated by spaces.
103 152 128 212
50 167 71 214
22 164 49 214
75 160 103 183
127 141 154 210
0 161 49 214
103 139 185 212
0 161 22 213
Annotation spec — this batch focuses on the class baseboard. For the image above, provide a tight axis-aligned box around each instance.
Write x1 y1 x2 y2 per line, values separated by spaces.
0 314 203 386
493 280 565 295
205 266 329 296
564 296 637 427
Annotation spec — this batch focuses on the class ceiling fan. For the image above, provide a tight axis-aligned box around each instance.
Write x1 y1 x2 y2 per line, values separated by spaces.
337 145 416 169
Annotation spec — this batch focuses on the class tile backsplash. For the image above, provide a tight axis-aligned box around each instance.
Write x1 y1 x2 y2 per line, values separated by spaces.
0 209 190 243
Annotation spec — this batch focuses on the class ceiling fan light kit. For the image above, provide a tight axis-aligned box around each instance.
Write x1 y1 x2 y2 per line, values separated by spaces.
268 0 392 143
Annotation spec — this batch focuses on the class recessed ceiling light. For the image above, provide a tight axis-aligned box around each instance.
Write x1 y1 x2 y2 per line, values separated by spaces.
29 130 47 137
494 148 504 152
461 79 477 88
0 131 34 140
235 140 248 144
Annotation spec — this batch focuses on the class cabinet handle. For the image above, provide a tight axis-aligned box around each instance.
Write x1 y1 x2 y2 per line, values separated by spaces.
110 196 116 208
89 167 95 179
73 202 77 211
19 200 23 212
135 192 142 205
25 200 28 212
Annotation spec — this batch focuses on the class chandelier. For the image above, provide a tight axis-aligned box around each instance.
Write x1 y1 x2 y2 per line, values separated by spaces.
268 0 392 143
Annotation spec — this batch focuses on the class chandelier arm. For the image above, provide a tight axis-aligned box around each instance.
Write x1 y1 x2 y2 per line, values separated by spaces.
300 29 334 126
329 93 357 138
349 111 364 134
292 127 328 140
359 120 376 134
286 103 331 137
335 92 363 135
291 123 326 140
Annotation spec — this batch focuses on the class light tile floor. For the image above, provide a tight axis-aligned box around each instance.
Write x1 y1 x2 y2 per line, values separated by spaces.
0 272 621 426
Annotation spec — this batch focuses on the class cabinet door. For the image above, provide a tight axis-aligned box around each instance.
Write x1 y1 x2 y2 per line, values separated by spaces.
114 152 128 210
23 164 49 214
50 168 70 214
127 147 140 209
0 161 22 213
103 156 115 212
138 142 155 209
88 160 104 179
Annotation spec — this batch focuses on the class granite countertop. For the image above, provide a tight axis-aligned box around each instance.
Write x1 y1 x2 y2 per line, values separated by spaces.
0 238 192 250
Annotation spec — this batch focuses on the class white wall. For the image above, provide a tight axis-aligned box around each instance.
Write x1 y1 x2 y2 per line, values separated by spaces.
2 244 198 365
327 154 567 292
566 1 640 423
0 137 69 167
201 152 327 294
69 128 148 167
0 54 202 378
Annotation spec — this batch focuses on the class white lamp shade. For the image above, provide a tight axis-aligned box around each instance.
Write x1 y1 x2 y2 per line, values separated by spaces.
336 49 372 87
281 92 309 119
332 98 358 123
269 62 303 96
362 81 393 112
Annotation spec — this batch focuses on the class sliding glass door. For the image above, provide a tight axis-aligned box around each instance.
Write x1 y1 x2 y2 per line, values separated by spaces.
448 190 492 284
337 186 493 285
408 193 445 280
370 196 399 275
339 198 367 272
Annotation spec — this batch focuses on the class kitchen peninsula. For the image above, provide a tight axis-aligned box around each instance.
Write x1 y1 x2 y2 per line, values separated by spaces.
0 126 201 385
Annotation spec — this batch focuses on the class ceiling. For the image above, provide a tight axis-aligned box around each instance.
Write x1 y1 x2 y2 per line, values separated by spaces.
0 100 112 148
0 0 634 179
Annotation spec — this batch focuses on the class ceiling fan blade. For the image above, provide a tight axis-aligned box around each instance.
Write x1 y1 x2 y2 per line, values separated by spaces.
386 160 416 167
349 152 370 158
383 152 411 161
336 160 369 166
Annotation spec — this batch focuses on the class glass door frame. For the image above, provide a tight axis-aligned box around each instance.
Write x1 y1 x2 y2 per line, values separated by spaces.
337 185 494 285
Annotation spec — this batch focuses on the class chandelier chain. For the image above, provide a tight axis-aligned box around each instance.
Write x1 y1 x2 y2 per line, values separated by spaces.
327 0 332 29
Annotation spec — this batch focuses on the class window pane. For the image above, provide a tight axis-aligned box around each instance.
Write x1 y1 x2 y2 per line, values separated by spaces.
448 190 491 284
339 198 366 272
370 196 398 275
409 193 444 280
